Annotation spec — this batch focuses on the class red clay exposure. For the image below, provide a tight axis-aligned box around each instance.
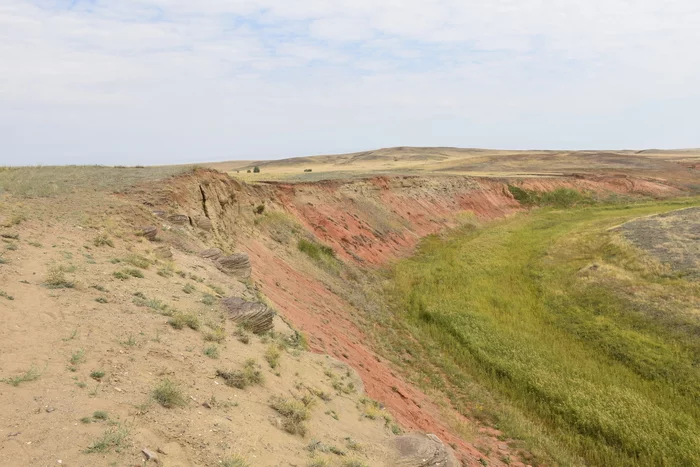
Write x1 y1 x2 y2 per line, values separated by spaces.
158 169 682 466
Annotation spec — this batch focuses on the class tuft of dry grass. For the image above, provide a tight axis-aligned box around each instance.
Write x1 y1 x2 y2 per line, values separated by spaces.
2 366 41 387
217 359 264 389
93 234 114 248
264 344 282 369
270 394 314 436
168 312 200 330
203 346 220 359
152 379 187 408
123 253 150 269
44 265 75 289
221 456 249 467
85 425 130 453
203 325 226 343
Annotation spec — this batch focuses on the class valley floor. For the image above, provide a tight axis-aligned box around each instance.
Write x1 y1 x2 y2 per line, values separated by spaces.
373 198 700 466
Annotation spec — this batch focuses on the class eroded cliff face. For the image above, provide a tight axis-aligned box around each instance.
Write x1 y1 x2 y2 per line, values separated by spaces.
133 169 681 465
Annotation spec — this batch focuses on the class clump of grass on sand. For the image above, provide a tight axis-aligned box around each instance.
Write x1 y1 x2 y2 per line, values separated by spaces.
152 379 187 408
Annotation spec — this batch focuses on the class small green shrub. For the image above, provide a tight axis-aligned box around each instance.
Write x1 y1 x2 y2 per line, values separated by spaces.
265 344 282 369
340 461 369 467
358 397 385 420
234 327 251 344
70 349 86 365
0 290 14 300
204 326 226 343
120 334 137 346
93 234 114 248
201 293 217 306
507 185 590 208
189 273 204 283
123 254 150 269
168 312 200 330
207 283 226 295
125 268 144 278
85 425 129 453
114 268 143 280
45 265 74 289
2 366 40 386
182 283 196 294
157 265 174 278
507 185 538 205
204 346 220 359
307 440 345 456
152 379 186 408
298 238 335 261
113 271 128 280
90 370 105 381
221 456 249 467
269 395 312 436
217 359 263 389
133 295 166 311
93 410 108 420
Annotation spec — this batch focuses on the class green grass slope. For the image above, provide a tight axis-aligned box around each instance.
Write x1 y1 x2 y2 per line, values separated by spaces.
377 198 700 466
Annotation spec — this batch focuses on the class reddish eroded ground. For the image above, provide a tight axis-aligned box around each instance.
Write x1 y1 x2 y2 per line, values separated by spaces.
155 169 684 465
241 173 682 465
273 177 522 265
245 239 494 465
270 174 678 265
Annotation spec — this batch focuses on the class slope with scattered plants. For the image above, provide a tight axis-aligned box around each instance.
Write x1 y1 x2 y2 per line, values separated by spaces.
0 162 696 466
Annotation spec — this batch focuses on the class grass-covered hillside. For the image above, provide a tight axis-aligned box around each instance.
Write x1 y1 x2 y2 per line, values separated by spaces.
378 198 700 466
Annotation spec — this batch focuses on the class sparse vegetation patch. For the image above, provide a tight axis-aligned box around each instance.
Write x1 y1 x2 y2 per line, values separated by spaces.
93 234 114 247
2 366 41 387
152 379 187 408
217 359 264 389
298 238 335 261
44 265 75 289
270 394 314 436
85 425 129 454
168 311 200 330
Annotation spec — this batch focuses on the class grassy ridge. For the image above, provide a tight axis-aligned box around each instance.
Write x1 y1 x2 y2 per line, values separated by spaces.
0 165 196 197
380 199 700 466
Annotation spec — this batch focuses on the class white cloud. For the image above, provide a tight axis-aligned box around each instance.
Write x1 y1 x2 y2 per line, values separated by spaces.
1 0 699 165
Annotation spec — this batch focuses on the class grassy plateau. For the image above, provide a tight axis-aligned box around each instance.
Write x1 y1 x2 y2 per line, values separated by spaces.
376 197 700 466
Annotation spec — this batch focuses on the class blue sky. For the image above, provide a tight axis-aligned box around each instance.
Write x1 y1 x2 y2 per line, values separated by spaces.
1 0 699 165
